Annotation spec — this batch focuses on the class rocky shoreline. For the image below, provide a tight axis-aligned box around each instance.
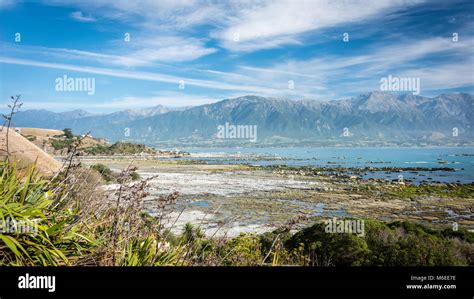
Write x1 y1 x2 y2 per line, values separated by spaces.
82 158 474 237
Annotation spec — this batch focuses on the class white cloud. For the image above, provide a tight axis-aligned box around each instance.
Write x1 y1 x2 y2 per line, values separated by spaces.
223 37 474 97
45 0 425 52
43 1 220 64
214 0 425 51
0 56 279 95
400 57 474 90
219 35 302 52
45 0 225 29
124 36 217 64
70 11 96 22
2 33 472 102
1 36 217 66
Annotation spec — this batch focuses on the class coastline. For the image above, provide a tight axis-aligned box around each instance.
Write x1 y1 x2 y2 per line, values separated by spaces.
78 156 474 237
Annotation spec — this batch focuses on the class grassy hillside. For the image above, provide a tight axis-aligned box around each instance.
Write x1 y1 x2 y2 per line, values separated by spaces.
0 127 61 176
17 127 160 156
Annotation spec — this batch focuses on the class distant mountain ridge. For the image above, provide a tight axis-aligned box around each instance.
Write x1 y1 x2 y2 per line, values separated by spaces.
11 92 474 146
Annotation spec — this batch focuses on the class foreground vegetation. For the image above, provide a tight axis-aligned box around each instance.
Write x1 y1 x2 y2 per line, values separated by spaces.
90 163 140 182
0 160 472 266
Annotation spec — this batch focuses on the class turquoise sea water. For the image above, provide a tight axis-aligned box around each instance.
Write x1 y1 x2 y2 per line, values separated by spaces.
163 147 474 184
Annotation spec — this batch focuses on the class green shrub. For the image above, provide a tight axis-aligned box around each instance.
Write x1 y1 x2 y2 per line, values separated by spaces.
83 142 155 156
282 219 472 266
90 163 115 182
23 135 36 142
83 144 110 155
129 171 140 181
63 128 74 139
50 138 73 150
286 222 371 266
0 161 94 265
220 233 263 266
120 236 180 266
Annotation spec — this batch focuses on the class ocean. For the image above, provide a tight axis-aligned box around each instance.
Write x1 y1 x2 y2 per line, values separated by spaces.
161 147 474 184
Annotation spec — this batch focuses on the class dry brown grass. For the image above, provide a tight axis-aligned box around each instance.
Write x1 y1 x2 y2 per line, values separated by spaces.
17 127 63 137
15 127 107 156
0 126 61 176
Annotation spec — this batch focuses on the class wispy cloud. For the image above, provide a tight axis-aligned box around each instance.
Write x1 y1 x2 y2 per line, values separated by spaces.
2 36 217 67
1 33 472 102
45 0 426 52
45 0 226 29
230 37 474 96
123 36 217 64
213 0 426 51
0 56 279 95
2 43 148 67
70 11 96 22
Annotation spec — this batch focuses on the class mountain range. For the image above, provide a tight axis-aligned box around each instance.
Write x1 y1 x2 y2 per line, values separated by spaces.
10 92 474 146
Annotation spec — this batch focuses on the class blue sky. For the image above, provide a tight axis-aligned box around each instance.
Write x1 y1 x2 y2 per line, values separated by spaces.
0 0 473 112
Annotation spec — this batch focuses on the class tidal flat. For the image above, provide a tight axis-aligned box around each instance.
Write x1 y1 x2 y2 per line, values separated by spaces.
81 158 474 237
